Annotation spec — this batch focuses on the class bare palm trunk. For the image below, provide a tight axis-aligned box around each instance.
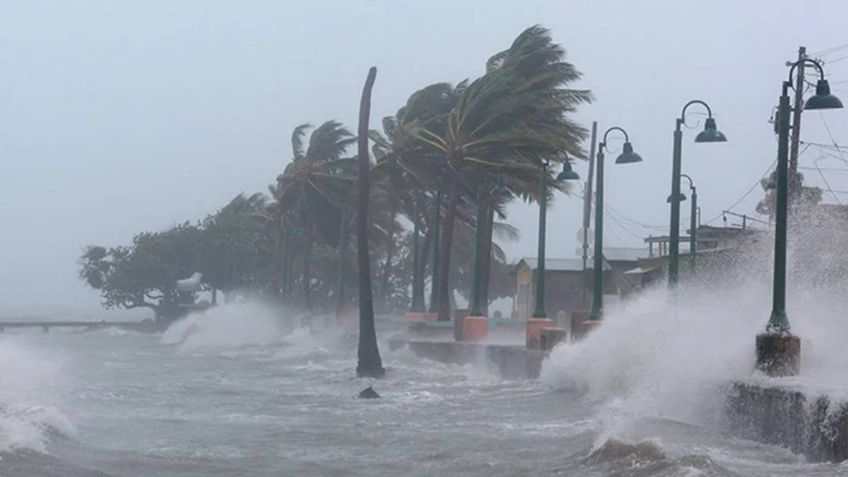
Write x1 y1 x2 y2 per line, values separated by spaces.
378 192 399 311
480 198 495 316
356 66 385 378
410 196 426 312
436 177 459 322
303 228 313 312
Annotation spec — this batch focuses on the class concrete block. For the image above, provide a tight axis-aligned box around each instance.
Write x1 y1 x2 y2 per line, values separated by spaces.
463 316 488 341
756 333 800 376
539 327 568 352
526 317 554 349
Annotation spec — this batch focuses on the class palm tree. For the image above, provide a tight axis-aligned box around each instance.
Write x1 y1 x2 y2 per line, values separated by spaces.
407 26 590 321
369 82 461 312
273 120 357 311
356 67 385 378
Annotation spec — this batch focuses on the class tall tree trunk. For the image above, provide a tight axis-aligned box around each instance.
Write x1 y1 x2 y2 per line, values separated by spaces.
436 177 460 322
356 66 385 378
378 190 399 311
303 226 313 312
479 198 495 317
410 195 426 312
282 225 293 298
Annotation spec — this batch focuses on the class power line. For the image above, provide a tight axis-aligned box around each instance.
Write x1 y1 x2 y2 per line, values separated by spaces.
825 55 848 64
604 202 666 231
704 159 777 225
812 156 843 204
799 165 848 174
801 140 848 150
602 205 653 240
810 43 848 57
818 112 848 164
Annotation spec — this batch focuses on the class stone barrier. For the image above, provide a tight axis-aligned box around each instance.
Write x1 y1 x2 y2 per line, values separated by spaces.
725 381 848 462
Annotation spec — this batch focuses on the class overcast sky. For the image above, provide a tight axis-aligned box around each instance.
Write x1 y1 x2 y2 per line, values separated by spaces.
2 0 847 316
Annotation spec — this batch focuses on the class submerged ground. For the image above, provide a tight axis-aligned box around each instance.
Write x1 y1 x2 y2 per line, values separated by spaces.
2 299 848 477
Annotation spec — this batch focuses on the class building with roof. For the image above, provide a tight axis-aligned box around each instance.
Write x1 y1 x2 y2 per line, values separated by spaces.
512 247 648 322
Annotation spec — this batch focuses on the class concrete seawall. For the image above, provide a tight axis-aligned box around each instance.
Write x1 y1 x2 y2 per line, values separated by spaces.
388 338 545 380
725 381 848 462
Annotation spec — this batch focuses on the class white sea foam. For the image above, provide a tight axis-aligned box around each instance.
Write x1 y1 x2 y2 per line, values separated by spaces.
161 302 324 356
0 337 74 453
540 249 848 433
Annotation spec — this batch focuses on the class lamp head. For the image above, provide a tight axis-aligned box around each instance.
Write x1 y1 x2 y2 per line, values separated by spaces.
695 117 728 143
556 161 580 181
666 192 687 203
804 79 844 110
615 142 643 164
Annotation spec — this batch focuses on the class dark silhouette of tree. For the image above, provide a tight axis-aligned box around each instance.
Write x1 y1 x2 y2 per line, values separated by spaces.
356 67 385 378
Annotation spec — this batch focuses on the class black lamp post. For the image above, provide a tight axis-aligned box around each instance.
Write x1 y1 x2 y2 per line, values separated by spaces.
757 58 842 377
530 160 581 319
667 174 697 273
668 101 727 287
531 161 551 319
587 127 643 322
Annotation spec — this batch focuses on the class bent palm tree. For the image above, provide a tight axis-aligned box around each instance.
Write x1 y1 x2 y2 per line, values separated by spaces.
356 67 385 378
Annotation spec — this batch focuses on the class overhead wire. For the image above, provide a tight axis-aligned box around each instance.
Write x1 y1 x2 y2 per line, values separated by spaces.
704 159 777 225
812 155 843 204
810 43 848 57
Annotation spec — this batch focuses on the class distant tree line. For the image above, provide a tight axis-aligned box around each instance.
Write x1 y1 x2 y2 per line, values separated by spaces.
79 25 592 323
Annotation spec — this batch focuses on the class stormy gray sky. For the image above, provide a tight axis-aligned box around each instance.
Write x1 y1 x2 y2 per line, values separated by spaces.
2 0 847 316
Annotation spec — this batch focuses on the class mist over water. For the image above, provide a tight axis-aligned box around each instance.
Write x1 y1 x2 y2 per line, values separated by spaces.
5 232 848 476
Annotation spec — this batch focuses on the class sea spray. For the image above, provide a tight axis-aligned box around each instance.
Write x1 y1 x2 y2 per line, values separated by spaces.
541 278 771 428
161 302 334 359
540 253 848 442
0 337 74 453
162 302 289 351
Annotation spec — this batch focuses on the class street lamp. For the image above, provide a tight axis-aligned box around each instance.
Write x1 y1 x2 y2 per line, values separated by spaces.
532 160 582 319
587 127 643 322
668 100 727 286
667 174 697 273
757 58 842 377
526 159 580 347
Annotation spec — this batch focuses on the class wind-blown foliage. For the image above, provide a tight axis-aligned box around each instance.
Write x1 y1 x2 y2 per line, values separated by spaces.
82 25 592 327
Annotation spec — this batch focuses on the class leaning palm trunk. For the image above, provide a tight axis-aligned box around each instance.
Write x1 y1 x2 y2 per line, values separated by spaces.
377 190 399 311
436 176 460 322
356 67 385 378
479 198 495 317
303 229 313 312
410 197 427 312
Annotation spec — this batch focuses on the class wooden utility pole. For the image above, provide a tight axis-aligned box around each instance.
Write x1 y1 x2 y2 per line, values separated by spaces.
581 121 597 311
582 121 598 271
789 46 806 197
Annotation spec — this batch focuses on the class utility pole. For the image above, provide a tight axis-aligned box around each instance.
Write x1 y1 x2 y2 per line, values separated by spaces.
788 46 806 197
582 121 598 271
582 121 597 311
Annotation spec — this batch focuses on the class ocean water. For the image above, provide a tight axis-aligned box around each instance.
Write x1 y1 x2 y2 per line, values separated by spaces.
2 298 848 477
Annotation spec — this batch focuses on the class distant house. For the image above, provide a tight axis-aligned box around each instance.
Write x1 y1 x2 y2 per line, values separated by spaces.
513 248 646 321
638 224 767 285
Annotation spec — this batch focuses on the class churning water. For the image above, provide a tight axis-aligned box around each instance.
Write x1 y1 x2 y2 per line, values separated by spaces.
3 294 848 476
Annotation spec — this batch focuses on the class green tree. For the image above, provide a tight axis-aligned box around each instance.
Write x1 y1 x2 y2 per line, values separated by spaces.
407 25 591 321
79 223 204 321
